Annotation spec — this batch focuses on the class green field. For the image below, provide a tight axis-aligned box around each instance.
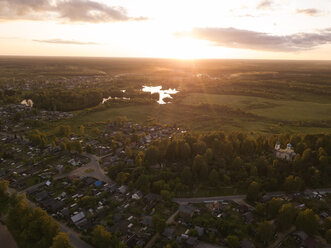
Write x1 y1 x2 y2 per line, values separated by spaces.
181 93 331 121
47 101 331 136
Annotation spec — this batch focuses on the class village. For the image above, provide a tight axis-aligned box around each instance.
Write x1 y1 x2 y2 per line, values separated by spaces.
0 103 73 133
0 100 330 248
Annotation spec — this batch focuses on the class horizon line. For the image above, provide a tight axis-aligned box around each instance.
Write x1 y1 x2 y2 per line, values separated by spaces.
0 54 331 62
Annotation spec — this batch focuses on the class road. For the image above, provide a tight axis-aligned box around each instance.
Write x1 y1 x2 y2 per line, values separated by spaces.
173 188 331 204
68 153 112 184
0 223 18 248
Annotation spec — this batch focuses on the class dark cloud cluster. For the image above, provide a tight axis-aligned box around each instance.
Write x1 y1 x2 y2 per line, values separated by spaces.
33 38 99 45
177 27 331 52
296 8 322 16
0 0 147 23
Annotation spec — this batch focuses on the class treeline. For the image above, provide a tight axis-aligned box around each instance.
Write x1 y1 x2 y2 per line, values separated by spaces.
108 132 331 197
25 89 104 111
0 180 72 248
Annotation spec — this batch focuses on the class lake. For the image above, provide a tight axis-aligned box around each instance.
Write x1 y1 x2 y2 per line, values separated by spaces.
142 86 178 104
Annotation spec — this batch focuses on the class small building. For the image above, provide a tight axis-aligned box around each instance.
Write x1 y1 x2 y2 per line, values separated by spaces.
94 180 102 187
118 185 127 194
274 142 296 161
141 216 153 227
35 191 48 202
162 227 175 239
179 204 195 218
71 212 86 225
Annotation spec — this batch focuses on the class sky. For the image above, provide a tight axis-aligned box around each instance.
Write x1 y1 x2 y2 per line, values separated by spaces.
0 0 331 59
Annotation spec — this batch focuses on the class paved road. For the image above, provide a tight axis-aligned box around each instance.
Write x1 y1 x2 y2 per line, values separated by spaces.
173 188 331 204
68 153 112 184
0 223 18 248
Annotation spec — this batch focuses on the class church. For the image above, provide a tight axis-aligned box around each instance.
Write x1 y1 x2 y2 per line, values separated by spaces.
274 142 296 161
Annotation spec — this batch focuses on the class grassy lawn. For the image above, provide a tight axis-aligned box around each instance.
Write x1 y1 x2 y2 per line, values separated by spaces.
181 93 331 121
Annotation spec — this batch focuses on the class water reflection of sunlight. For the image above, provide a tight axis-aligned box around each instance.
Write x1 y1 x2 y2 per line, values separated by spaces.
142 86 178 104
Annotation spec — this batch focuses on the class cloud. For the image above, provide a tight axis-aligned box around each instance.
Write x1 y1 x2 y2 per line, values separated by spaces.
0 0 147 23
33 38 99 45
296 8 322 16
257 0 273 10
176 27 331 52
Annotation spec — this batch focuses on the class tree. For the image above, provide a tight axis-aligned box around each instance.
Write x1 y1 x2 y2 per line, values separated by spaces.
209 169 220 187
152 214 166 233
0 180 9 216
256 221 274 244
181 167 192 185
56 125 71 137
92 225 112 248
192 154 207 180
79 125 85 136
177 141 191 160
284 175 303 193
232 156 243 171
266 198 283 219
51 232 72 248
192 141 207 155
85 144 92 153
226 235 240 248
277 203 297 231
144 145 159 164
116 172 130 185
326 229 331 244
7 195 60 248
161 190 172 202
246 181 260 202
296 209 320 235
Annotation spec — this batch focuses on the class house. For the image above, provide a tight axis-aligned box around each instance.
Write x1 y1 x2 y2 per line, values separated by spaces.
43 199 65 212
118 185 127 194
132 191 143 200
186 237 198 247
162 227 175 239
274 142 296 161
61 208 70 218
243 212 254 223
195 226 204 236
35 191 48 202
110 220 129 234
71 212 86 225
144 193 161 208
84 177 95 185
179 204 195 218
141 216 153 227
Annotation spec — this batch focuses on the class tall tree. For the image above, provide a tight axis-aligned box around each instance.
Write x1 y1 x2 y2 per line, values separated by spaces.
296 209 320 235
50 232 72 248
